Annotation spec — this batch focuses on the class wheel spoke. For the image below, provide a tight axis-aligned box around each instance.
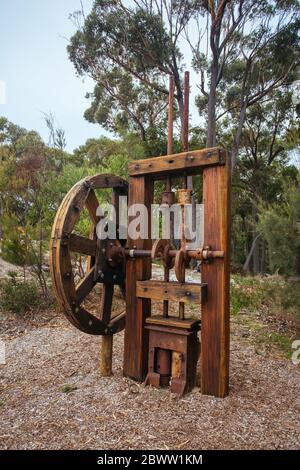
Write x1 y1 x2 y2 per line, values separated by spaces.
100 284 114 324
69 233 97 257
76 267 96 305
119 282 126 299
85 189 100 225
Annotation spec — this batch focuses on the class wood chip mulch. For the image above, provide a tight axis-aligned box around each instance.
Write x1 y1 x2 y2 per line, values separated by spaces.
0 316 299 450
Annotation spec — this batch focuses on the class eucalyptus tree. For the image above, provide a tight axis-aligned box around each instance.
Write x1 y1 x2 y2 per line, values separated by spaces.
68 0 200 140
68 1 299 174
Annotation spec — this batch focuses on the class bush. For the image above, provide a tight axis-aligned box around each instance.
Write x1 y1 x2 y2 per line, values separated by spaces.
258 183 300 275
0 272 41 314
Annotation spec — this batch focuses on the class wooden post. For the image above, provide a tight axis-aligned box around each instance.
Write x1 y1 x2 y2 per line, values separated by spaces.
201 152 231 397
100 335 113 376
123 176 153 381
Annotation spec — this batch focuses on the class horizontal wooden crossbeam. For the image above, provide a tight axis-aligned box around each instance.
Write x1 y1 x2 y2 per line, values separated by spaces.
128 147 226 177
146 314 200 330
136 280 207 305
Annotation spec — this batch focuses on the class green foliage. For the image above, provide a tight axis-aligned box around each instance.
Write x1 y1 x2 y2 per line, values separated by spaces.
68 1 177 141
258 182 300 275
230 274 300 357
84 70 168 142
0 272 40 314
230 276 267 316
61 384 78 394
231 274 300 319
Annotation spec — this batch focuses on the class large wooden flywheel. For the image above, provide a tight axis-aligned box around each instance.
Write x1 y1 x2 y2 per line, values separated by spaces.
50 174 128 336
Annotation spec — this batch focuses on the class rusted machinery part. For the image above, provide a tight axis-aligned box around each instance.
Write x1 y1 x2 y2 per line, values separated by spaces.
151 239 175 269
49 174 128 336
177 188 193 205
175 249 186 283
130 246 224 261
163 243 175 269
151 238 168 260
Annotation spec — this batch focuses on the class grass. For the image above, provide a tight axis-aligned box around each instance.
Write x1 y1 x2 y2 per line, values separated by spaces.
61 384 78 394
230 275 300 358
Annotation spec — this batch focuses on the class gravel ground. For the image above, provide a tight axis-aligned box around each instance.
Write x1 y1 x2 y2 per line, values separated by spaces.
0 316 299 450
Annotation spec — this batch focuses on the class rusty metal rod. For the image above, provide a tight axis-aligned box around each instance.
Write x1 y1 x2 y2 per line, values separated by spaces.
182 71 190 191
165 75 175 194
183 71 190 153
124 248 224 260
163 74 175 317
179 71 191 319
167 75 174 156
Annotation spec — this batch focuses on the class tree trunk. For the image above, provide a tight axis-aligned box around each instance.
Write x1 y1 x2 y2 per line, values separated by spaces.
243 233 261 273
231 101 247 178
251 204 260 274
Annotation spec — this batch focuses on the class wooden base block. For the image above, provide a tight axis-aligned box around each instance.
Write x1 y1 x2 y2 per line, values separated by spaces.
145 319 200 396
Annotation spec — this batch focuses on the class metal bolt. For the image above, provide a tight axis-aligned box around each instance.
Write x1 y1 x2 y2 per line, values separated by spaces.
102 248 106 253
185 291 191 297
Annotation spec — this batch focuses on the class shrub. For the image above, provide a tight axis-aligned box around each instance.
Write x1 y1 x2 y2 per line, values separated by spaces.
0 271 41 314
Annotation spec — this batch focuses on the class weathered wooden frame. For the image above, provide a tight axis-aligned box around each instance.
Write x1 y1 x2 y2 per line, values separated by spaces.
124 147 231 397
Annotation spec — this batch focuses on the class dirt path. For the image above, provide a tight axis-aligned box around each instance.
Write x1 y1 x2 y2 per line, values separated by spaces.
0 316 299 450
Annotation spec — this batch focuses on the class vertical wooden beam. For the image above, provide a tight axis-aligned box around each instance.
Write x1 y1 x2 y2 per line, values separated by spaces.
123 176 153 381
201 153 231 397
100 335 113 377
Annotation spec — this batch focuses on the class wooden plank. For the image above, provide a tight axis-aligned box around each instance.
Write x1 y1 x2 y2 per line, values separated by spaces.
100 284 114 324
123 175 153 381
201 151 231 398
85 189 100 225
128 147 225 177
69 233 97 256
146 314 200 330
136 280 207 305
109 311 126 334
75 267 96 305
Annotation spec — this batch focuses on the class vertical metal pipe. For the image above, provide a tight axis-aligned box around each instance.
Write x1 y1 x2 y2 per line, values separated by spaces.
167 75 174 157
163 74 175 317
179 71 191 320
183 71 190 154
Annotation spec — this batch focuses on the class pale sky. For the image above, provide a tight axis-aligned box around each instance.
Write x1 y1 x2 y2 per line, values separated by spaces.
0 0 107 152
0 0 200 152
